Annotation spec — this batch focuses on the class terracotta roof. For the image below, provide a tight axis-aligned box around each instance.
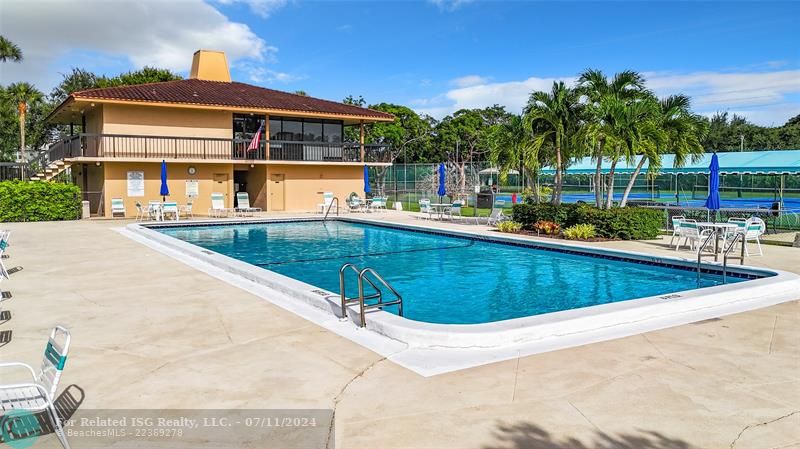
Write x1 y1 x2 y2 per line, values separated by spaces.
68 79 394 121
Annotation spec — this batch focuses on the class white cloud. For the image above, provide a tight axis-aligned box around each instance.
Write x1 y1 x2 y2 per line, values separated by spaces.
428 0 475 11
450 75 491 88
242 65 306 84
414 68 800 126
214 0 288 18
0 0 279 91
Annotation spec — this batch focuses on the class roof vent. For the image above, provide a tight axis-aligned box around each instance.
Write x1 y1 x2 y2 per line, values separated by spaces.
189 50 231 82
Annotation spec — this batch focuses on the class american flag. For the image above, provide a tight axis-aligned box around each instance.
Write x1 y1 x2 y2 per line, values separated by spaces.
247 121 264 152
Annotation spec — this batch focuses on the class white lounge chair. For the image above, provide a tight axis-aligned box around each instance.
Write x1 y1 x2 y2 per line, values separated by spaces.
110 198 126 218
486 200 508 226
235 192 262 217
318 192 336 214
162 202 179 221
0 326 72 449
209 193 231 217
369 197 387 212
0 231 11 280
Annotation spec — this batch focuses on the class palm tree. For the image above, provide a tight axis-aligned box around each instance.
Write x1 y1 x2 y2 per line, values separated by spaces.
618 95 707 207
523 82 582 205
5 82 44 162
577 69 647 208
487 114 539 200
0 36 23 62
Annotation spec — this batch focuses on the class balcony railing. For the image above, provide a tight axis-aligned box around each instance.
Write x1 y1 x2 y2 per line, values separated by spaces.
40 133 392 166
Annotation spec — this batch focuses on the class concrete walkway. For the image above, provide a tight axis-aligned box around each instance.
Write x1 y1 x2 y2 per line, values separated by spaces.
1 214 798 448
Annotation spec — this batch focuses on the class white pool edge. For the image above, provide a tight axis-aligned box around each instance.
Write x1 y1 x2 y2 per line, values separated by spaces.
119 218 800 377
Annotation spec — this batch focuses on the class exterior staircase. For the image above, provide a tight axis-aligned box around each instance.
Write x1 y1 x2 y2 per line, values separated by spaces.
30 160 70 181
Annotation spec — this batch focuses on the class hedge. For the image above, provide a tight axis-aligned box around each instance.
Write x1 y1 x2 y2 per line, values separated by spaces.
0 181 82 222
511 203 664 240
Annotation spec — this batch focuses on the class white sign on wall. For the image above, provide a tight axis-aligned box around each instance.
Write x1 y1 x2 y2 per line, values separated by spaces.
127 171 144 197
186 180 199 198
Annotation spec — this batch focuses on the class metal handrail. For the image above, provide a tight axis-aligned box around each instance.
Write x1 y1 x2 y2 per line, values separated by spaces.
722 232 746 284
696 229 717 285
357 268 403 328
339 263 380 321
323 197 339 220
338 263 403 327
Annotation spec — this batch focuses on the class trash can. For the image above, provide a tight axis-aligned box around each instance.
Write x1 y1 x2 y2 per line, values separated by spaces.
81 201 90 219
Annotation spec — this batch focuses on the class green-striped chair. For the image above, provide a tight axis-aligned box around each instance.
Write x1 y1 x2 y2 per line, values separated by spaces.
0 326 72 448
110 198 126 218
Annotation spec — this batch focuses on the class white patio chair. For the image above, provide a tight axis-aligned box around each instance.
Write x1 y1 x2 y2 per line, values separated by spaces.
369 197 387 212
162 201 179 221
448 200 464 221
675 219 713 253
134 202 148 221
147 200 163 221
722 217 748 247
110 198 126 218
738 217 765 256
0 326 72 449
208 193 231 218
348 197 364 213
180 201 194 219
668 215 685 245
418 199 433 220
235 192 262 217
318 192 335 214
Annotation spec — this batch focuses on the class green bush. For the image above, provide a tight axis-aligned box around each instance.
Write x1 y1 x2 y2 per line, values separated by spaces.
511 203 663 240
496 221 522 233
0 181 82 222
562 223 597 240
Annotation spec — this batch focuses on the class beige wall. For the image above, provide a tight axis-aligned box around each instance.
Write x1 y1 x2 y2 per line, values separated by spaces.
102 104 232 138
85 105 104 134
266 164 363 212
101 162 234 217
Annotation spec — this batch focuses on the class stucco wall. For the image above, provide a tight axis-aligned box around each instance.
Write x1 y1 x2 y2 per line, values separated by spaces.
266 164 363 212
102 162 234 217
102 104 232 138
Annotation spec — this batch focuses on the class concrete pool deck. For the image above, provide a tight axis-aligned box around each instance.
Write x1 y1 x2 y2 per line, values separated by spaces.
1 212 798 448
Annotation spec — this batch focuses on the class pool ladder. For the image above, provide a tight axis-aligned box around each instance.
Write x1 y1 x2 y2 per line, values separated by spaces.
696 230 746 285
323 197 340 220
339 263 403 327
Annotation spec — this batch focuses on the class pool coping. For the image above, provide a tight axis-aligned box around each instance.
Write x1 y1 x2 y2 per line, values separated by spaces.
121 217 800 376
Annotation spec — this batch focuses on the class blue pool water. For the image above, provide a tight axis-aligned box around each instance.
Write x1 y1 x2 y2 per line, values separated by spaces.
157 220 751 325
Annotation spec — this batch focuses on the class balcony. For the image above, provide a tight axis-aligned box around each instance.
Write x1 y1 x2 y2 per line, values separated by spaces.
41 133 392 166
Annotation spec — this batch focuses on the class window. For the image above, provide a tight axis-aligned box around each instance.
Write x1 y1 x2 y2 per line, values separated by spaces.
324 122 342 143
233 114 265 141
269 118 282 140
263 117 344 142
282 120 303 141
303 120 323 142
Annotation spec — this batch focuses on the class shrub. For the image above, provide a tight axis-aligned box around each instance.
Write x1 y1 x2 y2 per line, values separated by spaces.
534 220 560 235
562 223 597 240
511 203 664 240
496 221 522 233
0 181 82 222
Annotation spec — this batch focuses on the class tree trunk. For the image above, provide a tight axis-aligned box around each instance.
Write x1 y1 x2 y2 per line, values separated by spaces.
18 104 26 163
552 145 563 205
619 156 648 208
594 140 605 208
375 166 388 195
605 159 617 209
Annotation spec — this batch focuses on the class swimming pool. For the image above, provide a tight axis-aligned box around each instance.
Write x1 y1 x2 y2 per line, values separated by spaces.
157 220 755 325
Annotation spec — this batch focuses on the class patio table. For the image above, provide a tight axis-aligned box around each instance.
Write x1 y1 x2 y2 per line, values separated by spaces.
696 222 739 261
430 203 452 220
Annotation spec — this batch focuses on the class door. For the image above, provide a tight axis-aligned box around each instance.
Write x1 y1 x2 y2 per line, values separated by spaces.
270 173 285 211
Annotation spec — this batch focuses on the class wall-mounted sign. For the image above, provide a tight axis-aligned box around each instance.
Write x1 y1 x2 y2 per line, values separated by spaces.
127 171 144 197
186 179 199 198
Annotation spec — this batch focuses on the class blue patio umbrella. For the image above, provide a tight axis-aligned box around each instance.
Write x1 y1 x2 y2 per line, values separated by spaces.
363 165 371 195
160 160 169 201
437 163 446 201
705 152 721 219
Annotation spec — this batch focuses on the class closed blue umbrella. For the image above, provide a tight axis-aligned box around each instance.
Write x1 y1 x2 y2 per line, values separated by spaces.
437 163 446 200
363 165 371 194
160 160 169 201
705 153 720 218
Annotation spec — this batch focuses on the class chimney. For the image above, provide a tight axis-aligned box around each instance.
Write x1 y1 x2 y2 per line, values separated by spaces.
189 50 231 82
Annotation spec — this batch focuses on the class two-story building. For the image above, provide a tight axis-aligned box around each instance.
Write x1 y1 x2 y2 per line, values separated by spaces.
43 49 394 217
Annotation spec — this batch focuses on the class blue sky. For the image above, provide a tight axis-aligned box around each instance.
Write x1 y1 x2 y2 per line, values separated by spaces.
2 0 799 125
